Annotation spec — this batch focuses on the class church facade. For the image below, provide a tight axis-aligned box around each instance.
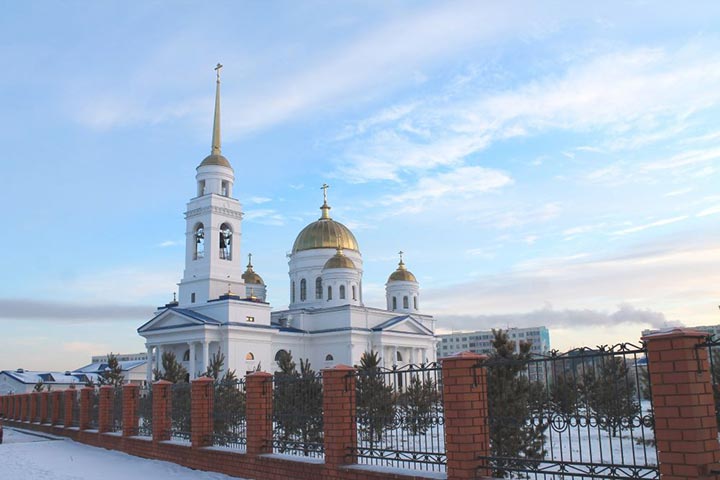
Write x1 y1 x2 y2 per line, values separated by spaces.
137 67 437 382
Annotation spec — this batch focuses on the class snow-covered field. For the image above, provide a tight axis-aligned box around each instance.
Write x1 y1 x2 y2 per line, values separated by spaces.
0 427 247 480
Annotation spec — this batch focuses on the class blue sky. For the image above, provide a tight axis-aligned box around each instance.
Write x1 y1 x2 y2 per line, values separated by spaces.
2 1 720 370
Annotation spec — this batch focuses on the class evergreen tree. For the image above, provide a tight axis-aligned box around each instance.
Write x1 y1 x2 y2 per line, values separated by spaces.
33 381 45 392
207 351 245 446
584 356 640 437
99 353 124 387
296 359 323 455
550 374 580 415
273 350 301 452
153 351 188 383
487 329 547 477
398 374 439 435
356 350 395 443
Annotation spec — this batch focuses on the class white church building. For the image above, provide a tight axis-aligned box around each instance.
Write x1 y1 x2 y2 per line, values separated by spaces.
137 67 438 381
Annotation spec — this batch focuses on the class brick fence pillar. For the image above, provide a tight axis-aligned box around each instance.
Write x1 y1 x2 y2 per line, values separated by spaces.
643 328 720 479
64 387 75 428
152 380 172 442
123 384 139 437
442 352 490 480
15 395 21 420
98 386 113 433
30 392 39 422
191 377 214 448
40 391 49 424
79 387 92 430
20 394 28 422
322 365 357 467
51 391 61 425
246 372 272 455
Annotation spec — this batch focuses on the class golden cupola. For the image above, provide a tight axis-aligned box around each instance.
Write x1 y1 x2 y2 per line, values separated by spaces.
241 253 264 285
323 247 356 270
388 253 417 283
292 187 359 253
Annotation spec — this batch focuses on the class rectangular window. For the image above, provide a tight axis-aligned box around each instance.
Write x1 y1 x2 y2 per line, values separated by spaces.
191 293 196 303
246 316 255 322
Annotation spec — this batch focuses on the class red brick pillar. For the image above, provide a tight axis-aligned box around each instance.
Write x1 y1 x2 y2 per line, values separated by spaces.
15 395 21 420
98 386 113 433
20 394 28 422
123 384 139 437
79 387 92 430
51 391 62 425
40 391 49 424
643 328 720 479
246 372 272 455
322 365 357 466
64 387 75 428
442 352 490 480
30 392 39 422
191 377 214 448
152 380 172 442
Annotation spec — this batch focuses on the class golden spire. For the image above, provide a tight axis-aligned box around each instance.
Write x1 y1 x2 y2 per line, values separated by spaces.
211 63 223 155
247 252 253 269
320 183 331 219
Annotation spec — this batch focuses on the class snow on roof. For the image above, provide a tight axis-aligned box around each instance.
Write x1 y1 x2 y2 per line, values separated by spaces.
75 360 146 373
1 370 101 385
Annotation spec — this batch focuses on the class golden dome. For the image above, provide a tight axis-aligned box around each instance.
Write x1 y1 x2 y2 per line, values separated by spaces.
241 254 264 285
198 153 232 169
324 248 356 270
388 256 417 283
292 202 359 253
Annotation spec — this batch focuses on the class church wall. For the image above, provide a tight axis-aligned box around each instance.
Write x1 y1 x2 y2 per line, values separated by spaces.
288 249 363 310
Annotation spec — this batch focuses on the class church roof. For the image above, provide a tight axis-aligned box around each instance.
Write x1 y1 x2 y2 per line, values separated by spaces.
371 315 433 335
387 256 417 283
292 194 359 253
323 248 356 270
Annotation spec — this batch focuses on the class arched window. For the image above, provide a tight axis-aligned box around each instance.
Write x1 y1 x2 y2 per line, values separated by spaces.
291 281 296 303
392 297 397 310
396 351 403 362
315 277 323 299
245 352 255 361
300 279 307 301
325 354 334 361
403 296 409 309
183 349 190 362
413 296 417 310
327 286 332 300
197 180 205 197
352 285 356 300
194 223 205 259
339 285 346 299
219 223 233 260
275 350 288 362
221 181 229 197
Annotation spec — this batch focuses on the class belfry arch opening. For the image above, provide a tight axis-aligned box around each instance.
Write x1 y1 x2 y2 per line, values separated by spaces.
219 223 233 260
194 223 205 260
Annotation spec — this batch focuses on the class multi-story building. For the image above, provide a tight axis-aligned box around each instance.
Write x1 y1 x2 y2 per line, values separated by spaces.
437 326 551 358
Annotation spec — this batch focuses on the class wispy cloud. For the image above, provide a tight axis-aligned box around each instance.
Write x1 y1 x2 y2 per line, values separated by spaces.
697 205 720 217
244 209 286 226
157 240 181 248
612 216 687 236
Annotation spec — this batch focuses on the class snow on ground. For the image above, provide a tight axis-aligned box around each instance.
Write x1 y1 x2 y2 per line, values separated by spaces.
0 427 248 480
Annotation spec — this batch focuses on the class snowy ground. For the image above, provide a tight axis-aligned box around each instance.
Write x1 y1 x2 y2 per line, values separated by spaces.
0 427 247 480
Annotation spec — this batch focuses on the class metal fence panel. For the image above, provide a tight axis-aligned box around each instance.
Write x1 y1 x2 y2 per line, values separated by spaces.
272 371 324 458
212 379 247 449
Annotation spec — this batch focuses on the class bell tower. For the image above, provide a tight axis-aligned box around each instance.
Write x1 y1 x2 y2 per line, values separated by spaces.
178 64 244 306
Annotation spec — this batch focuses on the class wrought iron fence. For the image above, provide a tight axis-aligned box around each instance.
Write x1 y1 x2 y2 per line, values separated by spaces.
698 335 720 432
353 362 445 473
170 382 191 442
212 379 247 449
477 342 658 480
136 387 153 437
272 371 324 458
111 387 123 432
71 390 80 427
88 389 99 430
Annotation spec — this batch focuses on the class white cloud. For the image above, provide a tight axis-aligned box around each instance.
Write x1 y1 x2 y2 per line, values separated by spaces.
157 240 181 248
247 196 272 205
697 205 720 217
612 216 687 236
244 209 286 226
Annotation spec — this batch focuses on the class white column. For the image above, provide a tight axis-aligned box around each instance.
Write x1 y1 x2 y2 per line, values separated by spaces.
145 345 153 385
202 341 209 374
156 345 163 374
189 342 197 379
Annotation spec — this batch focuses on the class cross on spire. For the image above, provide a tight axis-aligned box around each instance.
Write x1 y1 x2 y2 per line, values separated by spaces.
214 63 223 82
247 252 253 268
321 183 329 204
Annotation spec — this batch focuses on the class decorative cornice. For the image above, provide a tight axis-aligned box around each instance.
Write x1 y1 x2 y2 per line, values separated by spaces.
185 205 244 220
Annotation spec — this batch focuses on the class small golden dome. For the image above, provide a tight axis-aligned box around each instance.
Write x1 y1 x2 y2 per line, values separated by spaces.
292 202 359 253
324 248 356 270
198 153 232 169
241 254 264 285
388 254 417 283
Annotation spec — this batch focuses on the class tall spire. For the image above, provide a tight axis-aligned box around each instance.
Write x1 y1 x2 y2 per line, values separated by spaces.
211 63 223 155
